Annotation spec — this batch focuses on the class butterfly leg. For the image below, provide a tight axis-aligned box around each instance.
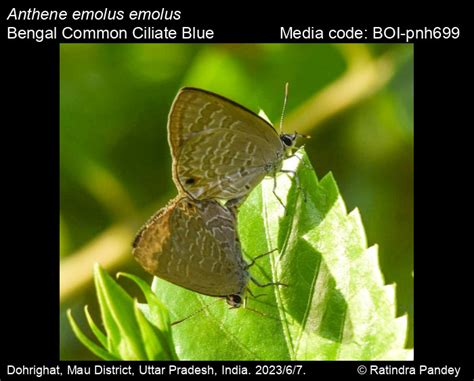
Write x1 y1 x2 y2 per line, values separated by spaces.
250 276 288 288
245 288 284 321
245 248 279 269
272 174 287 210
280 169 307 202
247 287 268 300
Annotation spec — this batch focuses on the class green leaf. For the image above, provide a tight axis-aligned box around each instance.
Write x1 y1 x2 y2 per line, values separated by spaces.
118 272 178 360
153 148 412 360
68 264 175 360
132 300 172 360
67 309 118 360
93 264 147 359
84 305 108 349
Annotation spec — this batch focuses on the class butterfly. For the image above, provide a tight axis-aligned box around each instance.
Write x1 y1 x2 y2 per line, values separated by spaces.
168 87 306 207
133 196 250 307
133 196 283 307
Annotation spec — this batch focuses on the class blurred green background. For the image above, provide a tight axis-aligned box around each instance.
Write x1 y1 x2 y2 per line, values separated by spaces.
60 43 413 359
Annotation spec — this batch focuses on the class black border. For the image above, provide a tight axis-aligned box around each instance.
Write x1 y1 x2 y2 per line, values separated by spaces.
2 5 471 380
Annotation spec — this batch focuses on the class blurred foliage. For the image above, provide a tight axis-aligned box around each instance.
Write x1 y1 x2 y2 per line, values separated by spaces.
60 43 413 359
67 265 177 360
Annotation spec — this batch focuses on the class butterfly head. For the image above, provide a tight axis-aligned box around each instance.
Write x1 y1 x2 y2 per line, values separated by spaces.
280 132 310 150
226 293 243 308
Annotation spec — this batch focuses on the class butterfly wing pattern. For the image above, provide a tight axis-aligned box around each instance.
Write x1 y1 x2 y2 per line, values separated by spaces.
133 196 249 298
168 87 286 201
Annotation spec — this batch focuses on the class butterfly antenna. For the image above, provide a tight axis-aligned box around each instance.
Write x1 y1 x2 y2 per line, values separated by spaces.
279 82 289 134
171 298 221 326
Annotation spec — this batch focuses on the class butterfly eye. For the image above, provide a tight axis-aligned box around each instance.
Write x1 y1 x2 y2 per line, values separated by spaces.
280 134 294 147
226 294 242 307
185 177 196 185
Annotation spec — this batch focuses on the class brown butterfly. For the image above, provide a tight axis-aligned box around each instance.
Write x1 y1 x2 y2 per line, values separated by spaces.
133 196 281 307
168 87 306 207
